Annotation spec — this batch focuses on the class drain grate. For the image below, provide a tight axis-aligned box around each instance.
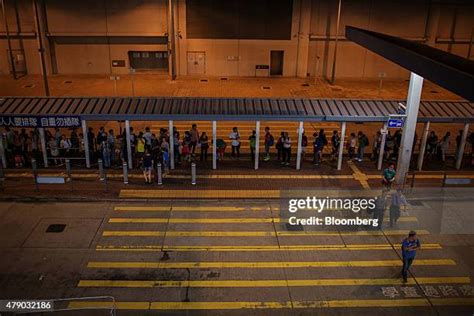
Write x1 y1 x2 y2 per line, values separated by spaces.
220 77 228 81
23 84 35 88
199 79 208 83
302 83 310 87
46 224 66 233
63 80 73 84
430 90 438 94
262 86 271 90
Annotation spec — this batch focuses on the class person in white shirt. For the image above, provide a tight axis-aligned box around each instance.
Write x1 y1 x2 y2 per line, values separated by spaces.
229 127 241 159
440 132 450 162
60 134 71 153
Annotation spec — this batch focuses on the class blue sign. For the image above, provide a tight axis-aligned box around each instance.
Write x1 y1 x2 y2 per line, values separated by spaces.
387 118 404 128
0 116 81 128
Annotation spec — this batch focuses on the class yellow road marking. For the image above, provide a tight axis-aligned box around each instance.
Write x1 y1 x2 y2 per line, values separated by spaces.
365 174 474 180
108 217 417 224
119 189 281 199
68 298 474 310
78 276 470 288
87 259 455 269
95 243 442 252
114 206 249 212
101 229 429 237
347 161 371 190
68 301 149 310
115 206 171 211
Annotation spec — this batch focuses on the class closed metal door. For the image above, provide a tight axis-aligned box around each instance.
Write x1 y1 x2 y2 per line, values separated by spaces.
270 50 284 76
187 51 206 75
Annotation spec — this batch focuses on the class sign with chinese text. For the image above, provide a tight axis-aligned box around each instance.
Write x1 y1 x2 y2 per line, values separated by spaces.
0 116 81 128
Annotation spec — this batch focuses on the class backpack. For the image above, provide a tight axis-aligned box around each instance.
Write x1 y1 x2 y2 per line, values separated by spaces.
137 139 145 153
249 137 256 148
268 134 275 146
364 135 369 146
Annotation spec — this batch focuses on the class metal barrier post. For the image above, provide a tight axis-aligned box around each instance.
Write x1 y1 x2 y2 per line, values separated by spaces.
191 162 196 185
0 135 6 168
411 172 416 188
104 167 108 192
65 159 71 179
0 157 4 180
65 159 72 191
0 157 4 191
157 162 162 185
32 158 39 191
123 162 128 184
442 172 447 187
98 159 104 181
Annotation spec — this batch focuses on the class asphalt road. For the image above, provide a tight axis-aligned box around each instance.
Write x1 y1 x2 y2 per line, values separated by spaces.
0 196 473 315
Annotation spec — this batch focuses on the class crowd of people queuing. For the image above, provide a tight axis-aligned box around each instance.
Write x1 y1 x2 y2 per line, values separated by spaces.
1 124 473 171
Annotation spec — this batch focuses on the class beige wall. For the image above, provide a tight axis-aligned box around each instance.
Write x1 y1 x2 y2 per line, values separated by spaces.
0 0 473 78
175 0 302 77
54 43 168 74
306 0 473 80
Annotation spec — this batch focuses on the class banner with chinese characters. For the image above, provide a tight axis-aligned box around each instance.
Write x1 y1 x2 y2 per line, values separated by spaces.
0 116 81 128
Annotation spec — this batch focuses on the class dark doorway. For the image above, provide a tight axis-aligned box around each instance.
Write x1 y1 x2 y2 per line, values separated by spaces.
128 51 169 71
270 50 284 75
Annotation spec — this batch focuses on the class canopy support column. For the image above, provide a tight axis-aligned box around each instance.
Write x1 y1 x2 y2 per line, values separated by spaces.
377 123 387 171
395 72 423 185
296 121 304 170
455 123 469 170
337 122 346 171
212 121 217 170
417 121 430 171
169 120 175 170
254 121 260 170
125 120 133 169
38 127 48 168
0 133 6 168
81 120 90 168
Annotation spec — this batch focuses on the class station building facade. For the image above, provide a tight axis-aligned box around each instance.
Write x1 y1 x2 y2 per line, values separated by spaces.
0 0 473 79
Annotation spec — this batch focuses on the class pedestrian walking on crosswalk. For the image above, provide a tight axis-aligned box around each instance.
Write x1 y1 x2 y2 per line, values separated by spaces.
401 230 421 283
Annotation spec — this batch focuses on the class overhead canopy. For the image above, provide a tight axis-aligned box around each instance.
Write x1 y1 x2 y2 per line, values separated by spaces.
0 97 472 123
346 26 474 102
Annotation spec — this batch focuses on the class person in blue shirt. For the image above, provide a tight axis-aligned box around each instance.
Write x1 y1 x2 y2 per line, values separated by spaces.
401 230 421 283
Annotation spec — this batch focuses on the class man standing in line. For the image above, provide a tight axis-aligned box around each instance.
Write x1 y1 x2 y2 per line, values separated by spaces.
229 127 241 159
263 127 274 161
401 231 421 283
